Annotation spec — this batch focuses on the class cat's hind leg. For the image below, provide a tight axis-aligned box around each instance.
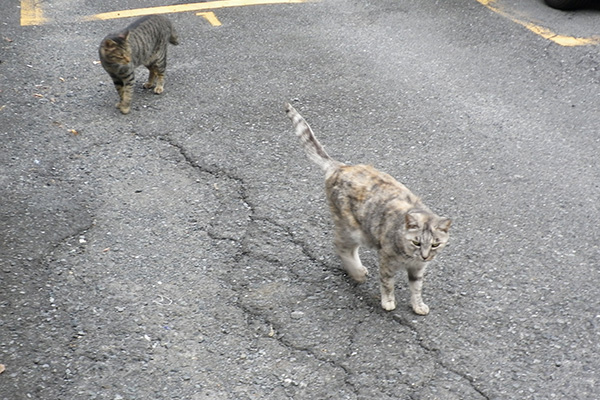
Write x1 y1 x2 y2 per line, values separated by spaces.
153 71 165 94
147 57 166 94
143 67 158 90
334 232 368 283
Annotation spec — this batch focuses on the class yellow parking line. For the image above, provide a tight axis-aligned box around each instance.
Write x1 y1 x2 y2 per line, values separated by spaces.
476 0 600 46
20 0 47 26
20 0 313 25
83 0 313 21
524 23 600 46
197 12 222 26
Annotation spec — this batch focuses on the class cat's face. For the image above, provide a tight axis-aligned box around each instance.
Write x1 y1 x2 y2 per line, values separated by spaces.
403 211 451 261
100 33 131 64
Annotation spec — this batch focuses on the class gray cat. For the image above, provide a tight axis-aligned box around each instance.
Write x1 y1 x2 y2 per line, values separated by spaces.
99 15 179 114
286 103 451 315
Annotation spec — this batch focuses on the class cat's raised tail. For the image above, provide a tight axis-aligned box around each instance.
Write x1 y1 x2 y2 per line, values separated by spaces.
285 103 342 174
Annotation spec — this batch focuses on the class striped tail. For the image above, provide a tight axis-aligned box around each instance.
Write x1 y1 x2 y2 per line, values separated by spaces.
285 103 342 174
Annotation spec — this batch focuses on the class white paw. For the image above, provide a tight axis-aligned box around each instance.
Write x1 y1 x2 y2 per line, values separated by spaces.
381 297 396 311
412 302 429 316
350 268 368 283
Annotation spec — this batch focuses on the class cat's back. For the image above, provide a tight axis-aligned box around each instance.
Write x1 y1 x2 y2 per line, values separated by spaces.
127 15 174 34
326 164 423 242
327 164 416 203
126 15 178 63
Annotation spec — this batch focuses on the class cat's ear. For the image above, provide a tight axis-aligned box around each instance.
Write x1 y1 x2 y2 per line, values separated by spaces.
102 38 117 49
437 217 452 233
118 30 130 41
405 212 420 231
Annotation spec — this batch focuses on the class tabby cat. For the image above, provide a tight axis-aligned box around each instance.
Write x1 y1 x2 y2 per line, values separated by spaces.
285 103 451 315
99 15 179 114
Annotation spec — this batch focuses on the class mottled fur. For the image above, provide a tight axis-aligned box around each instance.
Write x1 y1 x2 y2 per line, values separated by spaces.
285 103 451 315
99 15 179 114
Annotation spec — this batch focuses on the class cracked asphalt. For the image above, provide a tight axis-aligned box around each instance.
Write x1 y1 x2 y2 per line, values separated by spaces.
1 0 599 399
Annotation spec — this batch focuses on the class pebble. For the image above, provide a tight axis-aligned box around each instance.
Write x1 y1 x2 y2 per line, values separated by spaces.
291 311 304 319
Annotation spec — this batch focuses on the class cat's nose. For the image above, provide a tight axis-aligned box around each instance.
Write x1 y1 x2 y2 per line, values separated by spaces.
420 248 432 260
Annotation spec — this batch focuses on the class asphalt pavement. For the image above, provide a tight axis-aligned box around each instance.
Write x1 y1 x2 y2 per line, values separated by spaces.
1 0 599 399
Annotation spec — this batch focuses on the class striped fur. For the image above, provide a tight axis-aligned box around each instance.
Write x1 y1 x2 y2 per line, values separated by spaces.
285 103 451 315
99 15 179 114
285 103 342 175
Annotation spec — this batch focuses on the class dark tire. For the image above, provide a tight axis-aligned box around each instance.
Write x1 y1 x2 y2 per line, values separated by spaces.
543 0 582 10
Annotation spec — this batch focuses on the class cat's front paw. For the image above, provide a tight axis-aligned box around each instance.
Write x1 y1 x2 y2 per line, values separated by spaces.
116 102 131 114
153 86 164 94
412 302 429 316
381 297 396 311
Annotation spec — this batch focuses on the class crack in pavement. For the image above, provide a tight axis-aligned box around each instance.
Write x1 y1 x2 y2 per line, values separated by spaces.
236 300 362 397
157 134 489 398
392 313 490 399
157 135 253 211
156 134 366 395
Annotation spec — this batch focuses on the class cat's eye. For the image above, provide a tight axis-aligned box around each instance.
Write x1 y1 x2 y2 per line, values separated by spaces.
412 240 421 247
432 242 441 248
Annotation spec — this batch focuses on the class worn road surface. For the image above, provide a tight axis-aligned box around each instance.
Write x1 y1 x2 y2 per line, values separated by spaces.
1 0 599 399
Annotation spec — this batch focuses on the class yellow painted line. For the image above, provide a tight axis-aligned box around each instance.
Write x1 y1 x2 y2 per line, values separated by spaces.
197 12 222 26
476 0 600 46
83 0 312 21
20 0 47 26
523 23 600 46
